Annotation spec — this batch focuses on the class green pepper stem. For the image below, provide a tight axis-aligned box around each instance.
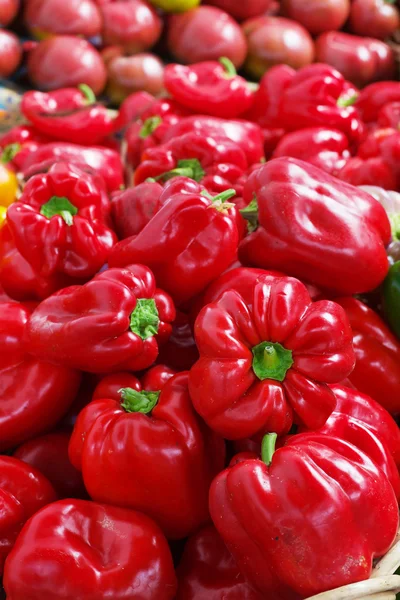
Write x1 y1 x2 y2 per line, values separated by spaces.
261 433 277 466
337 93 358 107
119 388 160 414
130 298 160 340
40 196 78 226
219 57 237 79
78 84 96 105
252 341 293 382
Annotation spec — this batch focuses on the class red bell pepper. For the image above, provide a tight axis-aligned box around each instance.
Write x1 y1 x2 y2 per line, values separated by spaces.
378 102 400 129
116 91 190 132
92 364 176 402
111 181 164 239
109 182 240 305
239 158 391 295
69 372 225 540
0 125 50 172
355 81 400 123
337 156 397 190
7 162 116 279
189 274 355 440
3 499 177 600
164 59 254 119
14 432 87 500
210 432 399 598
272 128 350 176
162 115 265 166
176 525 264 600
0 223 75 301
334 297 400 414
0 302 81 450
309 385 400 498
27 264 175 373
141 364 177 391
134 131 248 194
245 63 296 128
21 86 116 145
20 142 124 194
0 456 56 575
125 114 179 169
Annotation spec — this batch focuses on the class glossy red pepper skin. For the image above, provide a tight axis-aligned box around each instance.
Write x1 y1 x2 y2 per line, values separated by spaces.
116 92 190 132
125 114 179 170
7 163 116 280
92 364 176 402
14 432 87 500
134 131 248 194
210 433 399 599
3 499 177 600
164 61 253 119
245 63 296 128
0 125 51 172
0 223 75 301
189 274 355 440
21 88 116 145
378 102 400 129
69 373 225 540
162 116 265 166
335 297 400 414
176 525 264 600
337 156 397 190
111 181 164 239
109 181 240 305
20 142 124 194
239 158 391 295
0 302 81 450
356 81 400 123
27 264 175 373
0 456 56 575
309 385 400 498
272 128 350 176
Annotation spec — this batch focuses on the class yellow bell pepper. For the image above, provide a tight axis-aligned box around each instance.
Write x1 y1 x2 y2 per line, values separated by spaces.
0 163 18 208
0 206 7 228
149 0 200 12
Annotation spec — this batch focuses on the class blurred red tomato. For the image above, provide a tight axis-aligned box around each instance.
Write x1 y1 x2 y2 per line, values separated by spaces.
0 30 22 77
350 0 400 40
242 16 314 78
167 6 247 68
280 0 350 35
24 0 102 39
0 0 18 26
27 35 107 94
206 0 272 21
100 0 162 53
107 53 164 103
315 31 395 87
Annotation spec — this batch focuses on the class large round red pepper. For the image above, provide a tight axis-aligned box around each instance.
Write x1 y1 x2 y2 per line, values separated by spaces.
210 432 399 598
334 297 400 414
27 264 175 373
189 274 355 440
0 456 56 575
21 86 116 145
7 162 116 280
164 59 254 119
69 372 225 540
239 158 391 295
3 499 177 600
0 302 81 450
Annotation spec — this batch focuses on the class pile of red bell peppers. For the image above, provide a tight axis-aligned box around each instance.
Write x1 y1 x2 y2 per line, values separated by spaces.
0 60 400 600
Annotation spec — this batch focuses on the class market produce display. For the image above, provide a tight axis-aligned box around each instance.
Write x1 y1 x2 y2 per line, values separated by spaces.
1 0 400 599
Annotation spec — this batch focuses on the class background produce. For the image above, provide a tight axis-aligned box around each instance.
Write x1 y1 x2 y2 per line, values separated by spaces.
1 1 400 600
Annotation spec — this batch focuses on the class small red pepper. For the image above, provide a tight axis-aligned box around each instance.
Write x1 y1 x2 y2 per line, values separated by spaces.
0 125 51 172
0 456 56 575
337 156 397 190
0 302 81 450
92 364 176 403
239 158 391 295
3 499 177 600
111 181 164 239
125 113 179 169
134 131 248 194
210 432 399 598
7 162 116 279
20 141 124 194
355 81 400 122
334 297 400 414
69 372 225 540
164 58 254 119
0 223 75 301
272 127 350 176
14 432 87 500
176 525 264 600
27 264 175 373
21 85 116 145
109 181 240 305
189 274 355 440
